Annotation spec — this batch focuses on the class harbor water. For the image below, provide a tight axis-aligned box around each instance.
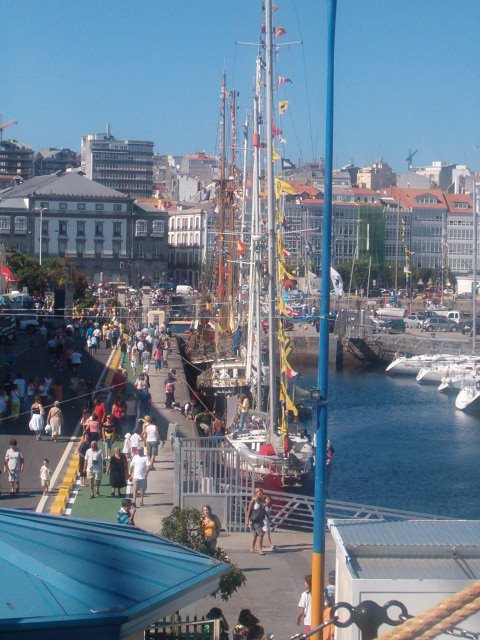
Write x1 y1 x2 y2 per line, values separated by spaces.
300 368 480 519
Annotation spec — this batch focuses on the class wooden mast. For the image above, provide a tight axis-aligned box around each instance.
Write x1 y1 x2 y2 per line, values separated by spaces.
217 73 227 349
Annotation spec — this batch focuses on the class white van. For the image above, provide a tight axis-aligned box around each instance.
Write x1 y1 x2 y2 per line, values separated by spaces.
175 285 194 297
434 309 462 323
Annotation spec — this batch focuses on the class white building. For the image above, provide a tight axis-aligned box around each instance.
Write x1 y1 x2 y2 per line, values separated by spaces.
167 203 213 286
330 519 480 640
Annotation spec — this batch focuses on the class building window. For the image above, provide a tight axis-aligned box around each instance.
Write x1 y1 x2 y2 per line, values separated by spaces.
135 219 147 236
153 243 163 258
59 202 68 210
136 243 145 257
77 203 86 211
112 240 121 258
58 239 67 257
113 204 122 212
41 238 49 256
58 221 67 236
14 216 27 234
76 221 85 237
94 241 103 257
42 220 49 235
95 203 104 211
152 220 164 236
95 222 104 237
113 222 122 237
16 242 25 251
453 202 468 209
39 202 49 209
76 240 85 258
416 195 437 205
0 217 10 234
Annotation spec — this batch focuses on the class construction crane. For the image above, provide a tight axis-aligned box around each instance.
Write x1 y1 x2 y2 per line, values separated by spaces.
0 117 18 142
406 148 418 170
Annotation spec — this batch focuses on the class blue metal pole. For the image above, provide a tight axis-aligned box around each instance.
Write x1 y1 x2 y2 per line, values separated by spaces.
311 0 337 635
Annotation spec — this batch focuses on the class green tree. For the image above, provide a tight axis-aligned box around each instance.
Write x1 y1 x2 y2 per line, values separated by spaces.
161 507 246 601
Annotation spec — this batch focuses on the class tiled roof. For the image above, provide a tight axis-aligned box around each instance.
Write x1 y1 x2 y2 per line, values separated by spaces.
284 180 323 197
0 172 129 200
384 187 447 210
443 193 473 214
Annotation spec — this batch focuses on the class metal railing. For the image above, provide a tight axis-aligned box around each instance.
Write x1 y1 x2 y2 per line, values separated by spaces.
174 437 445 532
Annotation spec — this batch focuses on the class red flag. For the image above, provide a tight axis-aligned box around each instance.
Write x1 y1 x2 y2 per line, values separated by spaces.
272 4 279 10
278 76 292 85
236 239 247 255
271 123 283 137
275 27 287 38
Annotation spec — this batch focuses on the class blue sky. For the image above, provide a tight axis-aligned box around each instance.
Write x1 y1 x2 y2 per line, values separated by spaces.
2 1 480 173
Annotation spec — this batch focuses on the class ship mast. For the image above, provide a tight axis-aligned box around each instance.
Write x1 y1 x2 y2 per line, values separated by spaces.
226 89 237 334
265 0 278 431
246 56 263 407
217 73 227 350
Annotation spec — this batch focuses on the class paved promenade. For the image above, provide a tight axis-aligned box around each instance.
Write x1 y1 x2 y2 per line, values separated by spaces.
64 337 334 638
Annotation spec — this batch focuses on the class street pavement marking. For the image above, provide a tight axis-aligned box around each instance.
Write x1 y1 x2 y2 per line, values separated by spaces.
35 345 119 514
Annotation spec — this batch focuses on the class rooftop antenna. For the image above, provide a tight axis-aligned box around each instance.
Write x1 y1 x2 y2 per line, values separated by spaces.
406 148 418 170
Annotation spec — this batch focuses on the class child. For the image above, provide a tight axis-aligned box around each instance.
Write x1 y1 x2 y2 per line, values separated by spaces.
297 574 312 635
40 459 51 495
262 495 277 551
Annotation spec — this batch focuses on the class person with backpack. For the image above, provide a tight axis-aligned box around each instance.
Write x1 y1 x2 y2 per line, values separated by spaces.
246 487 266 555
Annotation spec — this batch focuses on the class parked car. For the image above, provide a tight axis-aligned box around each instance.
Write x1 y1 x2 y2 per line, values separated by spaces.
18 314 39 333
457 292 473 300
404 314 427 329
374 318 406 334
422 317 457 332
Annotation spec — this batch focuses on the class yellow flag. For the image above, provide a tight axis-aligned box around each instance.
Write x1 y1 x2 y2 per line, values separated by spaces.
272 143 280 162
275 178 296 199
279 100 289 115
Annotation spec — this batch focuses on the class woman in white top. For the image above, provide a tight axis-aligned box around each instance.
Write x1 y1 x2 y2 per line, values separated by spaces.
141 416 161 469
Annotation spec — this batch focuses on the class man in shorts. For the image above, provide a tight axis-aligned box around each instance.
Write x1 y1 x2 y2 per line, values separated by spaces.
83 440 104 498
4 439 24 494
129 447 150 507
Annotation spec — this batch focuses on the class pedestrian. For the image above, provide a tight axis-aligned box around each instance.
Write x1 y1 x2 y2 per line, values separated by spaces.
103 415 116 459
141 416 161 469
153 345 163 371
47 401 64 442
141 348 151 372
92 397 107 424
4 439 24 494
105 326 112 350
52 379 63 403
107 446 128 496
246 487 266 554
40 458 51 495
205 608 229 640
84 439 104 498
239 394 250 431
262 495 276 550
76 434 90 486
130 426 142 456
117 498 136 525
13 372 26 409
297 575 312 635
125 394 137 431
165 379 175 409
120 338 128 366
70 349 82 373
202 504 221 552
234 610 260 640
29 395 45 440
130 345 138 373
9 384 21 421
122 432 132 462
129 446 150 507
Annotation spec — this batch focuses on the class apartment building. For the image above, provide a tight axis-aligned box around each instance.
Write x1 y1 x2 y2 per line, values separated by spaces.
81 127 154 198
0 140 34 180
34 148 79 176
0 170 167 284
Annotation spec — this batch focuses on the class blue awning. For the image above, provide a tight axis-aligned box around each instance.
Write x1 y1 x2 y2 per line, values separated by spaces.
0 509 229 639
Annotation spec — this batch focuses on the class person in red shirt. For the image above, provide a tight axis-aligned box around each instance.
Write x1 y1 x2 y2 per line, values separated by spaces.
92 398 107 424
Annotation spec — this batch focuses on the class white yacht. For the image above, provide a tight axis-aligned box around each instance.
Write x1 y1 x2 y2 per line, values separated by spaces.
416 358 478 384
386 353 459 376
455 378 480 413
